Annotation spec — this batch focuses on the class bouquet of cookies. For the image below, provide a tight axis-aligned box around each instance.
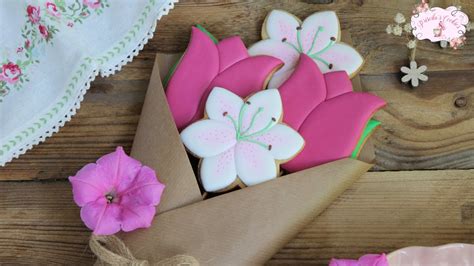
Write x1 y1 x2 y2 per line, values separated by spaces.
73 10 387 265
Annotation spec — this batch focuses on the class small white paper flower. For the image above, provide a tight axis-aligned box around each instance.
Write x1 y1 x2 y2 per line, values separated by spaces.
404 23 413 33
181 87 304 192
386 25 393 34
393 25 403 36
401 61 428 87
394 13 406 24
248 10 363 88
406 40 417 49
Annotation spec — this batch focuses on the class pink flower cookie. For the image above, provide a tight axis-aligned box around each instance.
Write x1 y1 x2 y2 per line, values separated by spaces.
279 54 386 172
165 25 283 131
180 87 304 193
248 10 364 88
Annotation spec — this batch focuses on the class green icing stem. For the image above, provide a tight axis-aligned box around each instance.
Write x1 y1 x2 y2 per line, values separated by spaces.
163 25 217 88
162 54 183 88
196 24 218 44
350 119 381 158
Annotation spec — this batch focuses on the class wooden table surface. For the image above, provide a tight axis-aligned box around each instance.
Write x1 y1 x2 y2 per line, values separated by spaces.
0 0 473 264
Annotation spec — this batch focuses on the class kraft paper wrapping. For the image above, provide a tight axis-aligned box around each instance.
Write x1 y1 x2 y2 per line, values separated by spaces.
111 48 375 265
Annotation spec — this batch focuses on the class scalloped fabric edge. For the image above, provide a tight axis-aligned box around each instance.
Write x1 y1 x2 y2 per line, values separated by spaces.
0 0 179 167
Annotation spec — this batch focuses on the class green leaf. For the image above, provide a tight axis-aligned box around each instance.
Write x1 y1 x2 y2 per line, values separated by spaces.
351 119 381 158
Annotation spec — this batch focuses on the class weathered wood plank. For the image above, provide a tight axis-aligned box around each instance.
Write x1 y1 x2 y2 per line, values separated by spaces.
1 0 474 179
0 170 473 264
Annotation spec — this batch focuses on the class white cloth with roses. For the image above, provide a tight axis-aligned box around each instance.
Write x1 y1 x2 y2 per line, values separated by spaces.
0 0 177 166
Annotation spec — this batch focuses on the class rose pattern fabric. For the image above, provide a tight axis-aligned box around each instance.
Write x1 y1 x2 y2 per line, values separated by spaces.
0 63 22 84
0 0 109 99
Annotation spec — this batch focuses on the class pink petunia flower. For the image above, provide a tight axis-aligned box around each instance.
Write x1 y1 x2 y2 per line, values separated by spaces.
45 2 61 17
69 147 165 235
329 254 388 266
0 62 22 84
26 5 41 24
83 0 101 9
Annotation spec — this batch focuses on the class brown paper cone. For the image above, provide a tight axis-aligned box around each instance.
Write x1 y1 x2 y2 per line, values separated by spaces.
98 30 377 265
121 158 371 265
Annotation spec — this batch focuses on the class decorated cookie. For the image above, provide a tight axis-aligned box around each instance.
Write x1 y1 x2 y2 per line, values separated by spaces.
165 25 283 130
278 54 386 172
180 87 304 193
248 10 364 88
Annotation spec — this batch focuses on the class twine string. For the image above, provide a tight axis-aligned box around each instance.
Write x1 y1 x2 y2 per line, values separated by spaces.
90 235 199 266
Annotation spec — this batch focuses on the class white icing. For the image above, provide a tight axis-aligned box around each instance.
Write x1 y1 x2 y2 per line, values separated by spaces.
200 148 237 192
247 39 299 74
265 10 300 46
206 87 244 127
316 43 364 75
253 124 304 161
248 10 363 87
240 89 282 135
180 120 237 158
300 11 340 52
181 87 304 192
234 141 277 186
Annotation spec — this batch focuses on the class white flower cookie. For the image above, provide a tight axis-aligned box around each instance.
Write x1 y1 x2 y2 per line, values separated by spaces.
248 10 364 88
180 87 305 193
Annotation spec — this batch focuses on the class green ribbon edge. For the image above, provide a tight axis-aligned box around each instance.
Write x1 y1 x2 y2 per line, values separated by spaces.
163 25 217 88
350 119 381 158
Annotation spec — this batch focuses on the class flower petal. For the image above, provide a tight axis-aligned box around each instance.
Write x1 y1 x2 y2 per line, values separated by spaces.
248 39 300 74
268 68 294 89
401 74 411 83
324 71 353 99
191 55 284 123
120 166 165 206
96 147 142 193
217 36 249 72
181 120 237 158
300 11 340 53
81 199 121 235
200 148 237 192
279 54 326 130
240 89 282 136
69 163 109 206
166 26 219 130
235 141 277 186
265 10 301 47
315 43 364 77
282 92 386 172
120 198 156 232
251 124 304 161
205 87 244 128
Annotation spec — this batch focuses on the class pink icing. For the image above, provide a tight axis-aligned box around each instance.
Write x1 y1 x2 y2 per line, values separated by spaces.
329 254 389 266
280 54 386 172
166 26 283 130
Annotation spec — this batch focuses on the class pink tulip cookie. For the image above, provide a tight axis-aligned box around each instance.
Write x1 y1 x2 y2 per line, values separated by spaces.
248 10 364 88
165 25 284 130
279 54 386 172
180 87 304 193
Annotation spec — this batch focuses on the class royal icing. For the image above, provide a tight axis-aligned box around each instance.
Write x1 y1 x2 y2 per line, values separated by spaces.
248 10 364 88
278 54 386 172
181 87 304 192
165 25 283 130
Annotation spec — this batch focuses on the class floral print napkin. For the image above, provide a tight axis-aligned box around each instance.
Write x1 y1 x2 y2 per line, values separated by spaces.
0 0 178 166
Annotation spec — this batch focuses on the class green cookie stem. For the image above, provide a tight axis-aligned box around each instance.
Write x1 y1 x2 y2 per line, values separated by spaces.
350 119 381 158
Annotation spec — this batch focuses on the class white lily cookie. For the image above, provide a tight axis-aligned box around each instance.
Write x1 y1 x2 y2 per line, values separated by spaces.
180 87 305 193
248 10 364 88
